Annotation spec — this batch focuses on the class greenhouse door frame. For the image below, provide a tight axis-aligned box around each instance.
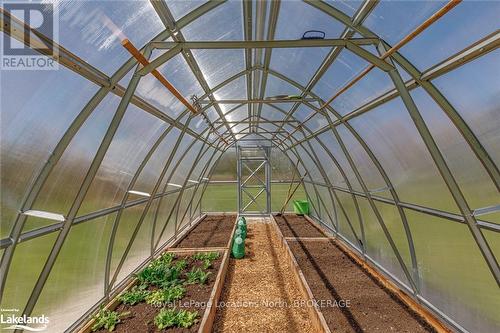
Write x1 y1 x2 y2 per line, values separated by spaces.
237 144 271 216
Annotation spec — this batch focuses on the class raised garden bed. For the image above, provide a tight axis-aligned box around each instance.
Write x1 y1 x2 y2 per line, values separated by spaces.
88 250 224 333
175 215 236 248
274 214 325 238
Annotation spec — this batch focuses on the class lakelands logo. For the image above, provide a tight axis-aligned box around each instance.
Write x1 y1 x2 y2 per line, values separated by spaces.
0 313 49 332
1 0 59 70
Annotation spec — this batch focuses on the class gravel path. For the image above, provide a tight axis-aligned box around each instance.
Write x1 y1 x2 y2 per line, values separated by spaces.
213 217 313 332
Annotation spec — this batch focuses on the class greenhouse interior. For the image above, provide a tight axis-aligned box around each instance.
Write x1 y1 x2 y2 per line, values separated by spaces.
1 0 499 332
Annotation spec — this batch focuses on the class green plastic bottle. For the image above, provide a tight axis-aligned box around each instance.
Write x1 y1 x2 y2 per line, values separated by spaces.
237 225 247 240
232 236 245 259
238 216 246 225
237 219 247 233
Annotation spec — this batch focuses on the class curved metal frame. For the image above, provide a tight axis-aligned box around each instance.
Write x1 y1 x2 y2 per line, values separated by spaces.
0 1 498 332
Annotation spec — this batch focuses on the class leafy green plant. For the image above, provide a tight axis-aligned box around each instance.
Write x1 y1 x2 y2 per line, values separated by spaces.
154 308 198 330
146 285 185 307
136 265 167 286
119 285 149 305
176 309 199 328
192 252 219 270
91 308 130 332
185 267 211 285
191 252 219 261
136 257 186 287
154 308 177 330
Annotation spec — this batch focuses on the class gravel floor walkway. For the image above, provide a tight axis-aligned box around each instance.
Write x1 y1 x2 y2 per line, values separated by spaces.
213 217 313 332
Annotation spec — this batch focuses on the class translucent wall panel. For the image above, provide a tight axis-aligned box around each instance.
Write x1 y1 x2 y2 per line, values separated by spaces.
78 106 166 216
270 183 306 212
303 182 320 218
307 138 344 187
349 97 459 213
400 1 500 70
202 183 237 212
406 209 500 333
123 128 178 196
209 148 236 181
317 132 362 191
155 194 179 247
335 191 362 249
271 149 299 182
316 186 336 229
356 198 409 286
109 203 147 285
32 214 115 332
56 1 163 74
27 96 117 233
373 202 413 281
0 69 98 237
176 187 195 226
411 88 500 223
336 125 389 197
293 145 324 184
0 233 57 316
433 51 500 167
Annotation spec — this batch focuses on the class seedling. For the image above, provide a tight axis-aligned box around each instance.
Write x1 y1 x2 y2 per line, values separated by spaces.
154 308 198 330
185 267 211 285
119 285 149 305
146 285 185 307
176 309 199 328
154 308 177 330
191 252 219 261
192 252 219 269
91 307 130 332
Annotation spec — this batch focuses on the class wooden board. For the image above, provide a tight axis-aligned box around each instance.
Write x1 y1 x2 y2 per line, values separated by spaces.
270 215 331 333
198 248 231 333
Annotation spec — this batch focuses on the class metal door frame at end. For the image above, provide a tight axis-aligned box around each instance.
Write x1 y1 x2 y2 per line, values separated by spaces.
237 144 271 216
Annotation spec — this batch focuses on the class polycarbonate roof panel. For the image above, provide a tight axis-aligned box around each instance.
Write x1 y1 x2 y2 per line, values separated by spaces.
212 75 247 114
330 67 395 116
275 0 345 40
324 0 363 17
182 0 243 41
191 48 245 88
135 54 204 117
364 0 445 45
270 47 331 86
263 74 302 98
312 49 368 101
167 0 206 21
399 1 500 70
55 0 163 75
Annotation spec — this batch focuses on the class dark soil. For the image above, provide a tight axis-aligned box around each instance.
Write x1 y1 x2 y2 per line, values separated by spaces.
175 215 236 248
95 253 222 333
274 214 325 238
288 239 436 333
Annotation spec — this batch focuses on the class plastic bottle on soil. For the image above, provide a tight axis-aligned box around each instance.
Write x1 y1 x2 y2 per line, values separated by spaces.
237 225 247 240
237 219 247 233
238 216 246 225
232 236 245 259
